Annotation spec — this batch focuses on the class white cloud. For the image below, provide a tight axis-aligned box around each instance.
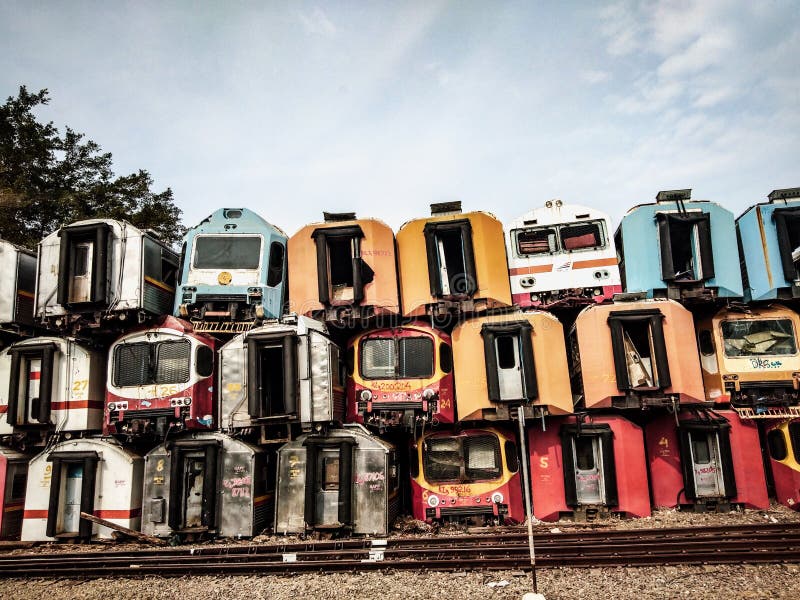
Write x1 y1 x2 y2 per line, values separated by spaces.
580 69 611 84
298 7 337 37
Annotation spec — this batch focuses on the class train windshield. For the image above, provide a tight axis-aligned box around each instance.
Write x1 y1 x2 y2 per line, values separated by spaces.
423 435 502 483
361 336 434 379
113 339 192 386
516 220 606 256
721 319 797 357
192 235 262 270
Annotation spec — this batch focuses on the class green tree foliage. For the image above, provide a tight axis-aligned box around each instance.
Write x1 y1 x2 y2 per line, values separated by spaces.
0 86 184 248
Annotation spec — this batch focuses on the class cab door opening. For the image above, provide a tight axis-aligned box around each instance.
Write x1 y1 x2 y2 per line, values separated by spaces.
678 418 737 505
7 342 56 427
772 208 800 283
45 452 99 540
246 334 298 419
481 321 538 403
168 441 219 532
656 213 715 283
56 222 111 307
560 425 617 514
608 309 671 391
423 220 477 298
303 437 355 529
312 223 374 306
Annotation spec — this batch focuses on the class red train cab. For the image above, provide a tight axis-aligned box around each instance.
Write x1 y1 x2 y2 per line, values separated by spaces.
645 409 769 510
105 316 217 438
529 415 650 521
410 427 523 525
346 323 454 430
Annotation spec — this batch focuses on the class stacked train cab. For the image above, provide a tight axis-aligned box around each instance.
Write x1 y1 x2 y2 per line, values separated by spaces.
1 187 800 545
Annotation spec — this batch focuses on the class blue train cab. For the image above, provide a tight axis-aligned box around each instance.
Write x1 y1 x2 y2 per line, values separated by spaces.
737 187 800 302
175 208 288 331
616 189 743 301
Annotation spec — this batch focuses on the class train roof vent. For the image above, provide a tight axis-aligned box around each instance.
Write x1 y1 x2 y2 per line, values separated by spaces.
430 201 462 216
323 211 357 222
656 189 691 202
768 187 800 202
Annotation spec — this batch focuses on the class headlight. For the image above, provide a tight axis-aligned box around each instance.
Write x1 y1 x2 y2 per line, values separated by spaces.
422 388 435 400
360 390 373 402
427 495 440 508
491 492 504 504
108 403 116 411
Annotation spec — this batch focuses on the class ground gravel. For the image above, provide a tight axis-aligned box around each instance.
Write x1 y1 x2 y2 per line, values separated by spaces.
2 504 799 599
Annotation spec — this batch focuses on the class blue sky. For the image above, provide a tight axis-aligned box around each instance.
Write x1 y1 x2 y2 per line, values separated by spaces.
1 1 798 235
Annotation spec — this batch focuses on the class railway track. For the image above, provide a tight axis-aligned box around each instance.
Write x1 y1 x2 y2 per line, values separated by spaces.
1 523 799 578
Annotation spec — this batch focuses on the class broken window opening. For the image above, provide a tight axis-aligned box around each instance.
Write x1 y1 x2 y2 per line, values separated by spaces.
423 435 501 483
266 242 285 287
7 343 56 427
574 437 596 471
437 229 468 296
772 208 800 282
322 457 340 491
312 226 373 305
608 309 671 391
496 335 517 369
690 432 712 464
656 213 714 283
790 423 800 463
560 222 604 251
516 227 557 255
182 453 206 529
721 319 797 358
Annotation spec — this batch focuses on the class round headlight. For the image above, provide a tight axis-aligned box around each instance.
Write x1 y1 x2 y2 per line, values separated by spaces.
427 495 440 508
491 492 504 504
360 390 373 402
108 403 116 411
422 388 435 400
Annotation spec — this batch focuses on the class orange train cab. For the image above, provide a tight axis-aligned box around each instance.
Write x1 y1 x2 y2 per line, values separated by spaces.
396 202 511 318
288 213 399 323
569 298 705 409
452 311 573 422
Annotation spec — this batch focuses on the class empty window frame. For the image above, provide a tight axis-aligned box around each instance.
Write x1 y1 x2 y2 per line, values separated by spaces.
360 336 434 380
559 425 618 508
423 220 477 298
113 340 191 387
246 334 298 418
322 457 340 491
773 208 800 282
720 319 798 358
560 222 604 251
192 235 262 270
481 321 538 402
677 421 737 501
312 225 374 304
656 213 715 282
57 223 111 306
790 423 800 463
607 309 671 390
423 434 501 483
